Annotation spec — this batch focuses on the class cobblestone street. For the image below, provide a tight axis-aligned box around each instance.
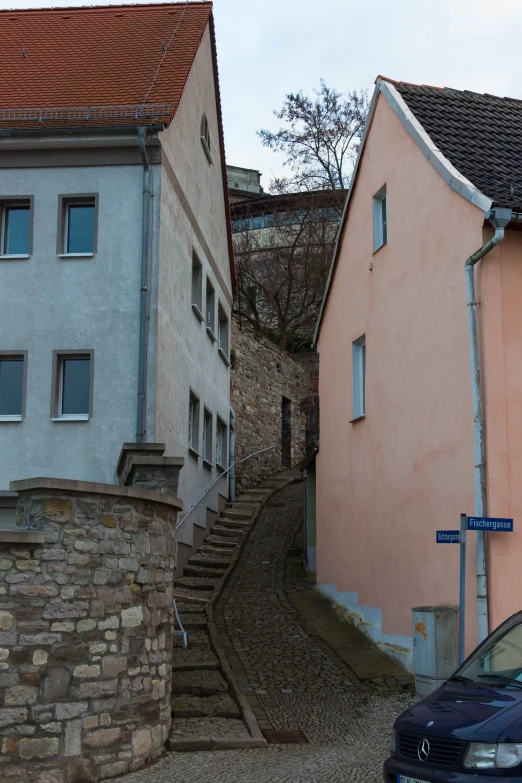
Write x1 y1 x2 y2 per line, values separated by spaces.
121 479 411 782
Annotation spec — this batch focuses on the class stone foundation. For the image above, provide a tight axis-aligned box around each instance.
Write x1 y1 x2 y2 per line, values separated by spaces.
0 477 182 782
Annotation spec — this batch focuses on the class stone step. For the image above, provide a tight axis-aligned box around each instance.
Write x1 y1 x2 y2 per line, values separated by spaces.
171 693 241 720
173 588 211 604
218 518 249 530
177 613 207 630
189 554 232 569
211 526 244 538
175 576 219 592
173 629 211 649
205 535 238 548
184 565 227 579
171 669 228 696
221 509 253 520
169 717 255 751
225 502 259 511
172 648 219 671
174 601 206 614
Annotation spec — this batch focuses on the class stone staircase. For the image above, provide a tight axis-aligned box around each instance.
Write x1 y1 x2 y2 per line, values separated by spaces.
169 488 271 751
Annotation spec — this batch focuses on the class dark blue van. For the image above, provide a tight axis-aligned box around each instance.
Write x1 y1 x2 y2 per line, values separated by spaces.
384 611 522 782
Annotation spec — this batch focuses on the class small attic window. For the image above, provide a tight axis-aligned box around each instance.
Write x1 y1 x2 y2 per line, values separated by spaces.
200 114 213 165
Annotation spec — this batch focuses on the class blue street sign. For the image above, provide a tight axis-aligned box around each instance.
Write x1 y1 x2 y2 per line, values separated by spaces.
437 530 460 544
467 517 514 532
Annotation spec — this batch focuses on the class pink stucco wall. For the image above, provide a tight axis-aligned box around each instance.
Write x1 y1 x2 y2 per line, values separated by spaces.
317 94 490 650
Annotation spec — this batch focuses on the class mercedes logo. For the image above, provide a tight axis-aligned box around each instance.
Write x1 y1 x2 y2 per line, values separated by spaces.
418 738 430 762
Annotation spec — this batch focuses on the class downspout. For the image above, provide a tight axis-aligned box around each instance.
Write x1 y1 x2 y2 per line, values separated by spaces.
465 206 511 643
137 127 151 442
229 407 236 502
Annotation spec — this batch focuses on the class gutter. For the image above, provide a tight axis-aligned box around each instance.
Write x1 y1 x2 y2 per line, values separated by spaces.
229 407 236 502
465 206 512 643
136 127 152 442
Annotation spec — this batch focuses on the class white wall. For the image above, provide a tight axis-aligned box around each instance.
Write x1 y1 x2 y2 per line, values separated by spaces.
0 161 158 489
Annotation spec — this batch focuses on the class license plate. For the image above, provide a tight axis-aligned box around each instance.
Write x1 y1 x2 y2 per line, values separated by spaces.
397 777 430 783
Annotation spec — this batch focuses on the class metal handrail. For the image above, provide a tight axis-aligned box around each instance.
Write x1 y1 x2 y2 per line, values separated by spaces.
175 445 275 530
172 599 188 649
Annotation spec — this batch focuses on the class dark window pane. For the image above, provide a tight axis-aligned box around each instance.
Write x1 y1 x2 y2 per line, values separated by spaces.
62 358 90 415
0 359 23 415
67 205 95 254
4 207 30 255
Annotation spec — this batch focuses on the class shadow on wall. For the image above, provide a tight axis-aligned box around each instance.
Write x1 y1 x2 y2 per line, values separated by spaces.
230 317 317 490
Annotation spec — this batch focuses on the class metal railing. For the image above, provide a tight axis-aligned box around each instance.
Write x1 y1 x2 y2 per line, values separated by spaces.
0 104 172 123
175 445 275 530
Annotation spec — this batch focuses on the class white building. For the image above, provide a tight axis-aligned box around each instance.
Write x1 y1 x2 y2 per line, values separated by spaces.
0 2 235 559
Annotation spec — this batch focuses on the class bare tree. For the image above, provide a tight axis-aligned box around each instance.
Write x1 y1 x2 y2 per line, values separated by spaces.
258 79 369 192
233 189 344 350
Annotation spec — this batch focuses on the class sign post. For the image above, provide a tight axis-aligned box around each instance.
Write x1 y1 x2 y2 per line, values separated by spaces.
459 514 467 664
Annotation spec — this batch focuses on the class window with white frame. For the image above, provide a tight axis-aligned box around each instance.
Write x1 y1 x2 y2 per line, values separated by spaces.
188 392 200 452
192 252 203 318
218 304 229 359
1 200 32 257
216 417 227 469
203 408 213 464
200 114 213 164
373 185 387 251
206 279 216 335
59 195 97 256
53 352 92 420
0 354 25 421
352 335 366 420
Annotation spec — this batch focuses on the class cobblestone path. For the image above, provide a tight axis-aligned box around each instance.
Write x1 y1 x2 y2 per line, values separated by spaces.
120 479 410 782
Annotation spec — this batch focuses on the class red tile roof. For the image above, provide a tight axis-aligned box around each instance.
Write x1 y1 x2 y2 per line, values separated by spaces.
0 2 212 128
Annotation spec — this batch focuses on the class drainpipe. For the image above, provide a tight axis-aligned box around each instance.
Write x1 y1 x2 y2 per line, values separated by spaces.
465 206 511 643
136 127 151 442
229 407 236 502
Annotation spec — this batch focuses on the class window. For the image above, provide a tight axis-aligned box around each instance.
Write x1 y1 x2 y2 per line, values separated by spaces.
0 494 17 531
206 279 216 338
373 185 387 251
200 114 213 164
192 253 203 320
1 199 32 257
352 336 366 420
52 352 93 421
58 195 97 256
202 408 213 465
218 304 229 363
0 354 26 421
188 391 200 454
216 417 227 469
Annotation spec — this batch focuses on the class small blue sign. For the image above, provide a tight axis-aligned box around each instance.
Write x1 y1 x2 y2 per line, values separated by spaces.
467 517 514 532
437 530 460 544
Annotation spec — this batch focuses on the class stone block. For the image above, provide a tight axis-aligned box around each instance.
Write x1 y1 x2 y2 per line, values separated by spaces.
76 619 96 633
100 712 111 726
39 549 66 561
100 762 128 778
51 621 74 633
0 611 13 630
15 560 41 572
40 722 61 732
82 727 121 747
19 633 62 646
102 656 127 678
0 633 17 646
0 707 28 727
101 515 117 528
89 643 107 654
121 606 143 628
98 616 119 631
67 553 90 567
132 728 152 756
64 718 82 757
38 772 65 783
19 737 59 759
78 679 117 698
11 585 59 598
93 569 108 585
55 702 88 720
32 649 49 666
2 737 17 753
83 715 99 729
43 667 71 700
5 686 38 706
43 601 88 620
44 498 72 523
66 757 95 783
0 558 13 569
73 664 100 679
73 540 98 554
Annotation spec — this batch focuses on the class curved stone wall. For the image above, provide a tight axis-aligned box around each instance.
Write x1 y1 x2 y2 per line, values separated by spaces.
0 478 181 783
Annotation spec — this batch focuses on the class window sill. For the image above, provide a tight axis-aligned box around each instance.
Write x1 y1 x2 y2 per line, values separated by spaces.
206 327 217 343
52 414 90 422
218 348 230 367
216 463 226 473
203 459 213 471
192 304 204 322
0 254 30 260
349 414 366 424
58 253 94 259
188 446 200 459
0 529 45 544
0 415 22 422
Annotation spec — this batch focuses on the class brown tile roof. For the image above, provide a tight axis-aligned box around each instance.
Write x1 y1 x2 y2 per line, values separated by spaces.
393 80 522 211
0 2 212 129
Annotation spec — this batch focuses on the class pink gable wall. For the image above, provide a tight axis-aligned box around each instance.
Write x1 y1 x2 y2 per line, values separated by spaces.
317 93 487 651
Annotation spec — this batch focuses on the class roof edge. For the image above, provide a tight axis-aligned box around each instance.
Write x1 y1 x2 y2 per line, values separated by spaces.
313 78 493 347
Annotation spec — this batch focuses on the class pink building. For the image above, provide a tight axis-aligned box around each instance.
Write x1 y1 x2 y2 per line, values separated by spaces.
315 77 522 670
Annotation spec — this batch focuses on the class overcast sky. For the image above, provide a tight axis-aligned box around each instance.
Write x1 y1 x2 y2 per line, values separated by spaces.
1 0 521 189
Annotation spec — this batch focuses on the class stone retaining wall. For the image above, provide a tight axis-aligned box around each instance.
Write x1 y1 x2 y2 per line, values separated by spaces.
0 478 181 783
231 318 314 489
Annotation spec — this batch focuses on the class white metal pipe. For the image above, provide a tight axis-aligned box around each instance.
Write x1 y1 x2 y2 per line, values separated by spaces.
136 127 151 442
465 207 511 643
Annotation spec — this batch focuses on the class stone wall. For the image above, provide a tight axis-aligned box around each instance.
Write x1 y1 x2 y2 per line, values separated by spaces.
231 317 314 489
0 477 181 783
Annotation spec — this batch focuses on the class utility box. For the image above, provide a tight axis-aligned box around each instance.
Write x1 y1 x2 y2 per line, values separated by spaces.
412 606 458 697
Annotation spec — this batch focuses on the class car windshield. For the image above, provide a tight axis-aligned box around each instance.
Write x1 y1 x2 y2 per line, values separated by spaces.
456 619 522 687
